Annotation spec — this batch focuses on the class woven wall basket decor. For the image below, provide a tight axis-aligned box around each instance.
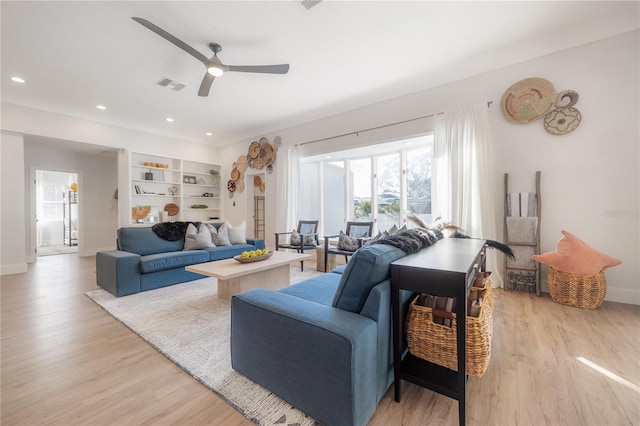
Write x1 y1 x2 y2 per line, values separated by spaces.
501 77 556 123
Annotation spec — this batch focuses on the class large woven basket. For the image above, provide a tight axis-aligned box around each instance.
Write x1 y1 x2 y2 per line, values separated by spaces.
547 268 606 309
405 285 493 377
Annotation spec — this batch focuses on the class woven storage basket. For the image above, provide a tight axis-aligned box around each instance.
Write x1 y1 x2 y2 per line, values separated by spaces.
547 267 606 309
405 285 493 377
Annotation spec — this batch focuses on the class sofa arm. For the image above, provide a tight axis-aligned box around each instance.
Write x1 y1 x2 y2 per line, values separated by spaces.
96 250 141 297
245 238 265 250
231 289 378 426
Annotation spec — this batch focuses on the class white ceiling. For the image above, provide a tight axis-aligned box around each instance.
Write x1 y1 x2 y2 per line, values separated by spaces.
2 1 638 148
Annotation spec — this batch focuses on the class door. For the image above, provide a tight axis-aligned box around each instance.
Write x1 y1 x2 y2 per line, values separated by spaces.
34 170 79 257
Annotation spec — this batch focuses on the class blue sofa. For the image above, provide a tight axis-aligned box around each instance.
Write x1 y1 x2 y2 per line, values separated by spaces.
231 243 413 426
96 224 265 297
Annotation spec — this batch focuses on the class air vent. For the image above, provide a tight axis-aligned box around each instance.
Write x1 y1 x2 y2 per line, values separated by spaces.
156 77 186 91
299 0 321 10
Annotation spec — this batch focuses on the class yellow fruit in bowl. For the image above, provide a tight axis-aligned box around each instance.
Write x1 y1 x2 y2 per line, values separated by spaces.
241 251 249 258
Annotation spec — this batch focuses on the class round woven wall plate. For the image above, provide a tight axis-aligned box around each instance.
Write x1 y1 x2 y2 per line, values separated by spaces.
260 142 275 166
501 77 556 123
248 141 260 159
230 167 240 181
544 106 581 135
236 178 245 193
236 155 248 173
253 175 262 187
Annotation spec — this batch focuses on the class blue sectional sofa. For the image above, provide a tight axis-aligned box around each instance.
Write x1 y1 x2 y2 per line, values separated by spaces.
231 243 413 426
96 224 265 297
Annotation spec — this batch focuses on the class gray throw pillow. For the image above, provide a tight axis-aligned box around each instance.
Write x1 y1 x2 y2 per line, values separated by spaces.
207 223 231 246
290 229 317 246
184 223 215 250
337 231 359 251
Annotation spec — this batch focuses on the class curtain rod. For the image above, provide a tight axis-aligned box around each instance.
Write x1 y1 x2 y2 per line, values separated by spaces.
298 101 493 147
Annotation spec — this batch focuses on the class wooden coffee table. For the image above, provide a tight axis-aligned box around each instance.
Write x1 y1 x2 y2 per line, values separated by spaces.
186 251 311 301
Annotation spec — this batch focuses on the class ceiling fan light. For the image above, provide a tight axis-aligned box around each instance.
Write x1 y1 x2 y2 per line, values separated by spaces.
207 66 224 77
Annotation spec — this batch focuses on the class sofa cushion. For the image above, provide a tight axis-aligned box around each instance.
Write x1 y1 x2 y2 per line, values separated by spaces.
332 244 406 313
140 250 209 273
118 226 184 256
278 273 341 306
205 244 255 261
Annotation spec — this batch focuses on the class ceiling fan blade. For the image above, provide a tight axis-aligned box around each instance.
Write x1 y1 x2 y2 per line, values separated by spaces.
198 72 215 97
132 17 209 64
227 64 290 74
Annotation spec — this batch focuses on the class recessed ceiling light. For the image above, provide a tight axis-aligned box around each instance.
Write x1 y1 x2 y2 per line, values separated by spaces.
325 155 332 159
404 142 413 146
205 132 212 136
165 117 174 122
11 77 25 83
96 105 106 110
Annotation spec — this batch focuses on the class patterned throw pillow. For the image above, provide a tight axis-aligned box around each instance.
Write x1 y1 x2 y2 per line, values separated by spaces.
184 223 215 250
337 231 359 251
207 223 231 246
290 229 317 246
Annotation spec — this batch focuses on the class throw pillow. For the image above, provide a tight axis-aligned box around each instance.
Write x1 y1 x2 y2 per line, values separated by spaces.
227 221 247 244
337 231 359 251
532 230 622 274
290 229 317 246
184 223 215 250
209 222 231 246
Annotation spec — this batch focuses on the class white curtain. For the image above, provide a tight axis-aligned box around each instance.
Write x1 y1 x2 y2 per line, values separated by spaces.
275 144 300 234
433 105 503 287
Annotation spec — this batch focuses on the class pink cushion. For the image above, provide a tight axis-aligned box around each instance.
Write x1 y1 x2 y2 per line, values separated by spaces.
533 230 622 274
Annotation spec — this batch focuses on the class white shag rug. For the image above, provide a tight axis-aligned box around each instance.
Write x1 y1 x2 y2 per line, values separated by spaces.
86 274 321 426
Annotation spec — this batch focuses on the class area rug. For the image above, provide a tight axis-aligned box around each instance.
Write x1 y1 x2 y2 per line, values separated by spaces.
86 269 322 426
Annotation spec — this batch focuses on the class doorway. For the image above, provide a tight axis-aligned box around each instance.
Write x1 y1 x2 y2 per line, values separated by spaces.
35 170 79 257
246 173 266 239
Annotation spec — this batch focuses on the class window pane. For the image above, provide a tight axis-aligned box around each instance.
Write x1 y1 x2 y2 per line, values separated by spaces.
349 158 372 221
377 153 400 231
406 145 432 226
323 161 345 235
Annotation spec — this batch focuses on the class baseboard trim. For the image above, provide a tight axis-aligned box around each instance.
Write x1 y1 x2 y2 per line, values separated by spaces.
605 286 640 306
1 263 28 276
80 247 115 257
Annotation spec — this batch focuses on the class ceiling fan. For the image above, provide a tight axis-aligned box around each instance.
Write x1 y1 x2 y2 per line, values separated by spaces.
132 17 289 97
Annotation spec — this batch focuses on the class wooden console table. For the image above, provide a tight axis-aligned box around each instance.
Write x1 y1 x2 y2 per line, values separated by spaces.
391 238 487 426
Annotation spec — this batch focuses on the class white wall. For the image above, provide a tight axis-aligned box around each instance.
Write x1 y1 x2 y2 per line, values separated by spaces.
2 31 637 303
220 30 639 304
0 103 219 273
25 143 119 257
0 132 28 275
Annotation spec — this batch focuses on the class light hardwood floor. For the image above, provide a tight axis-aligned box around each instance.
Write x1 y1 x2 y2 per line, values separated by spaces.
2 254 639 425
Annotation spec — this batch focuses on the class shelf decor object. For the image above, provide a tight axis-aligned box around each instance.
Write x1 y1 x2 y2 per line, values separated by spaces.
130 152 221 224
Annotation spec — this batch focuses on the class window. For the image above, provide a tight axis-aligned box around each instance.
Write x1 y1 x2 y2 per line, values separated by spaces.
299 134 433 234
376 153 400 231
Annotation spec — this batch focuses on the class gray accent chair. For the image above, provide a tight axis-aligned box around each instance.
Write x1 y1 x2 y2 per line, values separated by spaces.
323 221 374 272
274 220 319 271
